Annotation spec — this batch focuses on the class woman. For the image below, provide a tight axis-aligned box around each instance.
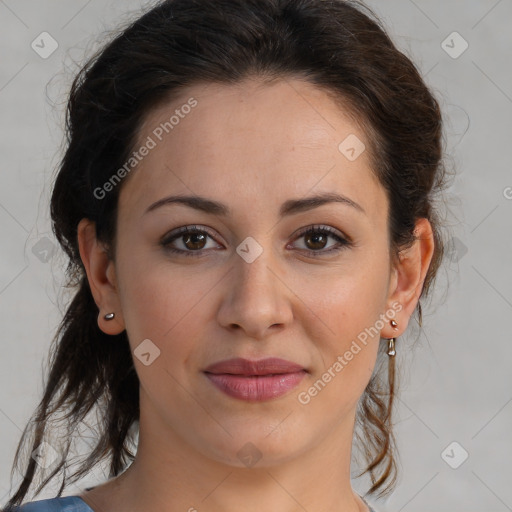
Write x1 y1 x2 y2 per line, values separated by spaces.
3 0 448 511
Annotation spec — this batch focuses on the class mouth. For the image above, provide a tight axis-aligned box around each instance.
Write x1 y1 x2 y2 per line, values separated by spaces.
203 357 307 401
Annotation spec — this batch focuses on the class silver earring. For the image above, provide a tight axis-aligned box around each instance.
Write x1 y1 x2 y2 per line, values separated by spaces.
387 337 396 357
104 312 115 321
387 319 398 357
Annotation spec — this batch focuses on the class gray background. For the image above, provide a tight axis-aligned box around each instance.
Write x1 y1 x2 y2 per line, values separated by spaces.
0 1 511 511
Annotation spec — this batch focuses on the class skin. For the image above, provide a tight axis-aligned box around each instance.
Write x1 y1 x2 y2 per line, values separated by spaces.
77 77 434 512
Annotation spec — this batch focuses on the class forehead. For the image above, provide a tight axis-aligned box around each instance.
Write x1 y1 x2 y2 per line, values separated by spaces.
118 77 386 223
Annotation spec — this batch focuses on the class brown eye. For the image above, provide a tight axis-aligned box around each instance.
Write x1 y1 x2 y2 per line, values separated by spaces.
304 231 329 250
161 225 219 257
292 225 352 256
181 231 207 250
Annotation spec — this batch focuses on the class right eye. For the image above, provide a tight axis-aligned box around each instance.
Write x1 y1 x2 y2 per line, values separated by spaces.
160 225 222 257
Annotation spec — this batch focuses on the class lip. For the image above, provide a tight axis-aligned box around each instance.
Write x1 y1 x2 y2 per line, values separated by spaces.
203 357 307 402
204 357 306 375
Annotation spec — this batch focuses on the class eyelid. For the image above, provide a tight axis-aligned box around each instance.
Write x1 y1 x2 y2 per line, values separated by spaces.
292 224 351 243
160 224 221 246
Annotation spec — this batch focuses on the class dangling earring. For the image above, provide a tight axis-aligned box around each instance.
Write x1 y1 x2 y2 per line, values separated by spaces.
104 312 115 321
387 319 398 357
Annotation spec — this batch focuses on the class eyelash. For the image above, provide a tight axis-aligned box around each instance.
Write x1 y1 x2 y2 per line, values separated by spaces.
160 224 353 258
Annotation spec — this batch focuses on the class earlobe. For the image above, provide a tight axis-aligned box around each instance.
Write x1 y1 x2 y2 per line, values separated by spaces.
77 218 125 335
384 218 435 338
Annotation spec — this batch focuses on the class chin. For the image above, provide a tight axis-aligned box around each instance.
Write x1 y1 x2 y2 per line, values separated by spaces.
199 425 309 469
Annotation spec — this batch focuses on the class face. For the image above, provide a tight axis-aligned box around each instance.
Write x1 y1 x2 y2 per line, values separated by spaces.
94 77 403 467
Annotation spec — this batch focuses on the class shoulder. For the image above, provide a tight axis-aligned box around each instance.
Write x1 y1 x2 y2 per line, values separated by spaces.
8 496 93 512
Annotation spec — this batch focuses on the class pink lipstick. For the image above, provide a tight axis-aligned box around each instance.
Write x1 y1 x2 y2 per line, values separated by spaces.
203 357 307 401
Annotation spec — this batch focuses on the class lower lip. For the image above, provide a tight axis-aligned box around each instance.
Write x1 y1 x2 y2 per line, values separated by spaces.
204 371 306 401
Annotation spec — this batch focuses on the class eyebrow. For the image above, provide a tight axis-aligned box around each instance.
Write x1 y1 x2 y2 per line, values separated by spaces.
143 191 366 217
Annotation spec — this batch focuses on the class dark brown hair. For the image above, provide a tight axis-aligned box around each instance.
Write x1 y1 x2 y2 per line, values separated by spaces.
3 0 450 508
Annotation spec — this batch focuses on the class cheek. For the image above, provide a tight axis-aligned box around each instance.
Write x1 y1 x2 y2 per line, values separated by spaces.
116 254 213 359
298 256 389 398
115 262 210 411
297 289 383 418
301 254 389 338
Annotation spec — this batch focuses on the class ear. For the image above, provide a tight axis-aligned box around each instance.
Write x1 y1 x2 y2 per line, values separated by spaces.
77 218 126 335
382 217 435 338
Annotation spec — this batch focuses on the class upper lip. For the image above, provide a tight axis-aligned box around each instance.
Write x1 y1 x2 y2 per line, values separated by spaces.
204 357 306 376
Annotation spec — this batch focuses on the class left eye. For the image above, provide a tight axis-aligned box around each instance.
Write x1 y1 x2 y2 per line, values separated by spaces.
161 224 352 257
292 225 351 254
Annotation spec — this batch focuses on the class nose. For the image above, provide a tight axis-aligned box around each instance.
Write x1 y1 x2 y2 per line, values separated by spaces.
216 247 294 340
